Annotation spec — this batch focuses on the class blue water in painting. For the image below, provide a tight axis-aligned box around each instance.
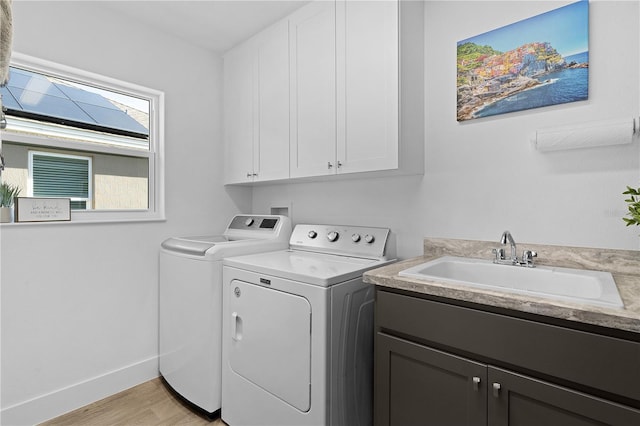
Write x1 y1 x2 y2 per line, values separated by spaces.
565 51 589 64
474 51 589 118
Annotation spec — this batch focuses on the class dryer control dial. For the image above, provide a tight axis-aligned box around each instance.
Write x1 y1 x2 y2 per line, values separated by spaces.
364 234 375 244
308 230 318 239
352 233 361 242
327 231 339 242
244 218 254 226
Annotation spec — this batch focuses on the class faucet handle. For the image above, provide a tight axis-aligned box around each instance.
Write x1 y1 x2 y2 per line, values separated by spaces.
522 250 537 267
492 247 505 263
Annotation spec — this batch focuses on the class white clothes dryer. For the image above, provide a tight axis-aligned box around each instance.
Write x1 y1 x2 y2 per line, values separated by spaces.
159 215 291 417
222 224 396 426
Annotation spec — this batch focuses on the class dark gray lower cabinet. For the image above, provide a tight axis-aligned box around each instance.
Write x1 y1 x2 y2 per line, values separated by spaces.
376 333 487 426
489 367 640 426
375 289 640 426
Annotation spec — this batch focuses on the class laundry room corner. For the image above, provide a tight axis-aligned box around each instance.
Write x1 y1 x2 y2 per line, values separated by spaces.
0 1 245 424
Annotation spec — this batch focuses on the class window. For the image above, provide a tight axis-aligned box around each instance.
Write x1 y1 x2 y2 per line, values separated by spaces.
29 151 92 210
0 53 164 223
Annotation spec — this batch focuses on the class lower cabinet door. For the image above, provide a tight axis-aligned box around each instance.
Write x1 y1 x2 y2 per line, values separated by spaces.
488 366 640 426
375 333 487 426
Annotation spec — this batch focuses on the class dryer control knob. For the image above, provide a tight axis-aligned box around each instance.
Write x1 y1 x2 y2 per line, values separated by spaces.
364 234 375 244
308 230 318 239
352 233 361 242
244 218 254 226
327 231 339 242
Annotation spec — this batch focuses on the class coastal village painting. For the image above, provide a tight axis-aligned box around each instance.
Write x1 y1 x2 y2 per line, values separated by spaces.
457 0 589 121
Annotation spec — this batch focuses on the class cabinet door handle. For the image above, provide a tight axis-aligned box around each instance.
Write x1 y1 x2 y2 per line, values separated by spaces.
472 376 481 391
492 382 501 397
246 172 253 178
327 162 333 169
337 161 342 168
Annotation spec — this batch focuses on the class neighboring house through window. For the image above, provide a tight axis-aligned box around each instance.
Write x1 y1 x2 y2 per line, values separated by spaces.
0 53 164 222
29 151 92 210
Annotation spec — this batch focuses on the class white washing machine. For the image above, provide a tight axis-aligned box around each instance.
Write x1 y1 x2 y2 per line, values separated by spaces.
222 224 396 426
159 214 291 416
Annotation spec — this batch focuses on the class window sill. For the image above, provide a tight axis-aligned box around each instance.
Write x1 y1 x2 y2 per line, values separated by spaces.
0 212 166 227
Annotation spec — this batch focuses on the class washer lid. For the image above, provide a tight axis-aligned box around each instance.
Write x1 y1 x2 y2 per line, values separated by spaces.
224 250 392 287
161 235 230 256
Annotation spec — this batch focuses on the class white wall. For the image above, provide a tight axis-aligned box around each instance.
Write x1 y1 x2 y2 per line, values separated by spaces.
253 0 640 259
0 2 250 424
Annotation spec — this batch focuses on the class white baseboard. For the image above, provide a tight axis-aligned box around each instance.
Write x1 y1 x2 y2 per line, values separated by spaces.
1 356 159 426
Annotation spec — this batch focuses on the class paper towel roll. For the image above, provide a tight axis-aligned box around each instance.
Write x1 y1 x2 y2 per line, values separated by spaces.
533 119 634 151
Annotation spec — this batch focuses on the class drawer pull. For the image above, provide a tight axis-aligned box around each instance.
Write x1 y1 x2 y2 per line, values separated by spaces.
492 382 501 398
472 376 481 391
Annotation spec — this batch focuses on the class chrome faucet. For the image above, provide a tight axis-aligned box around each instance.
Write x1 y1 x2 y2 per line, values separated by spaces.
500 230 517 262
492 231 537 267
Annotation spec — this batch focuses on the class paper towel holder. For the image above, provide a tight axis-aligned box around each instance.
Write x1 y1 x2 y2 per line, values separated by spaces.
532 117 639 152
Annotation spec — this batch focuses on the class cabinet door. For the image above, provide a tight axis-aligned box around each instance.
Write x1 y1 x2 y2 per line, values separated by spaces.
289 0 337 178
224 42 255 184
255 20 290 182
489 367 640 426
336 0 399 174
375 333 487 426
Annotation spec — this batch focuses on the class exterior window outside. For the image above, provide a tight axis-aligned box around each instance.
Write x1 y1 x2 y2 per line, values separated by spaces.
0 53 164 222
29 151 92 210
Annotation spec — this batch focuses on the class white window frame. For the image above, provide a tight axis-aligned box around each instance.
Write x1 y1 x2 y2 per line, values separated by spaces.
1 52 165 223
28 151 93 209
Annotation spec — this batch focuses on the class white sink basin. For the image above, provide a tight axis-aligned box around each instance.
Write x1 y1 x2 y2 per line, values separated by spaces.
399 256 624 309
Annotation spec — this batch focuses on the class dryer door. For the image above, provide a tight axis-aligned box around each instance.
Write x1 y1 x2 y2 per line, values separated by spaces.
228 279 312 412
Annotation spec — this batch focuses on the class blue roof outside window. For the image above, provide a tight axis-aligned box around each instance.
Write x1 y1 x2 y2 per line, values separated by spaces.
0 67 149 139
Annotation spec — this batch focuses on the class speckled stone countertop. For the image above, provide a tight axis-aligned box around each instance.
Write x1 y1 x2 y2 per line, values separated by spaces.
364 238 640 334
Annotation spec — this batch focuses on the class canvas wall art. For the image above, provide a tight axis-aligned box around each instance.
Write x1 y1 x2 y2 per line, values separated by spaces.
457 0 589 122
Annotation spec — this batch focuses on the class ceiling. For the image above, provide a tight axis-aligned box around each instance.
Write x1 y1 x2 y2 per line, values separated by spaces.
97 0 310 54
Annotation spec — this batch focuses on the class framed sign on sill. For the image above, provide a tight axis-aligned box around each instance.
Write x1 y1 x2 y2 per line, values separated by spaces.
15 197 71 223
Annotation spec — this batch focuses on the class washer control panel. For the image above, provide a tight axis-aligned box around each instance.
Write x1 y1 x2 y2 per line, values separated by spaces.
224 215 292 242
290 224 391 258
228 215 281 231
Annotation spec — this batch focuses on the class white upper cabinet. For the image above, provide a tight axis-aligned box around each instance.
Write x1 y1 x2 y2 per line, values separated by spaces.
255 20 290 182
224 20 290 184
224 0 423 184
224 42 254 184
289 0 400 179
289 0 337 178
336 0 399 175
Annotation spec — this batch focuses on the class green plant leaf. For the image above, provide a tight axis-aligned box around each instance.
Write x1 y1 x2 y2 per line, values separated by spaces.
625 186 640 195
622 184 640 228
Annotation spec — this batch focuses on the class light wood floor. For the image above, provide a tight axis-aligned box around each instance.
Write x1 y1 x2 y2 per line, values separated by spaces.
39 378 226 426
